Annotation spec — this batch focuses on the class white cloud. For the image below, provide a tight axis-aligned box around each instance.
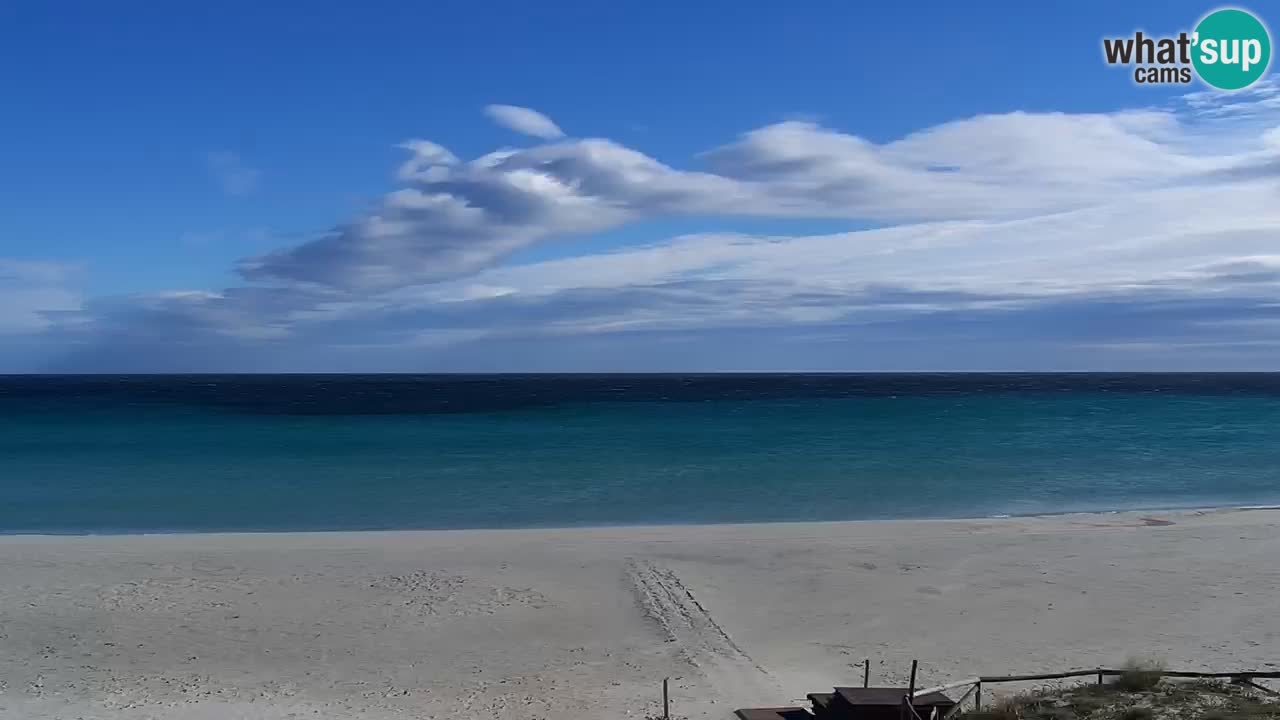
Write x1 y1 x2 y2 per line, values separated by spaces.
60 167 1280 367
350 175 1273 343
235 84 1280 295
18 77 1280 370
484 104 566 139
1183 75 1280 119
700 111 1263 220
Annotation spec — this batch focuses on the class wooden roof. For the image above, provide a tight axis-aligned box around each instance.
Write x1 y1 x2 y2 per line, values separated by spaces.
734 707 817 720
832 687 955 707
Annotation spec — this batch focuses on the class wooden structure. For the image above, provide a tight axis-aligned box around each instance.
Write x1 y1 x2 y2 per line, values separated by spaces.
739 687 953 720
833 687 955 720
807 692 836 718
735 708 818 720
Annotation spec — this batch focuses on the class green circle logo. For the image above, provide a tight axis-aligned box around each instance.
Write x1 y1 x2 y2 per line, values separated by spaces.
1192 8 1272 90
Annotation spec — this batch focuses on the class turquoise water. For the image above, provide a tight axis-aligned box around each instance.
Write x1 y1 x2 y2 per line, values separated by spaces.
2 375 1279 533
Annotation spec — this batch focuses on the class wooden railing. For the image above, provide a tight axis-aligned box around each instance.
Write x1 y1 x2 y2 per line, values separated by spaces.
776 660 1279 719
898 665 1280 720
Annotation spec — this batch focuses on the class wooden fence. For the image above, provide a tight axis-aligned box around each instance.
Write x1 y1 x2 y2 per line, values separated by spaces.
899 665 1280 720
770 660 1279 720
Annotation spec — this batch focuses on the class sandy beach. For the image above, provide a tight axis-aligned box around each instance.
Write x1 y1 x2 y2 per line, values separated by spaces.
2 508 1278 719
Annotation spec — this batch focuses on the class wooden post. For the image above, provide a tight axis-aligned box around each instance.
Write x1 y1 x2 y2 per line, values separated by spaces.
865 658 871 688
663 677 670 720
1097 669 1104 686
904 659 918 720
941 683 980 720
911 678 982 698
1239 678 1280 697
974 682 982 711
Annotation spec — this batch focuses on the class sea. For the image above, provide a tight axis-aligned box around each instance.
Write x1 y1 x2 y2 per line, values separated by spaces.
2 374 1279 534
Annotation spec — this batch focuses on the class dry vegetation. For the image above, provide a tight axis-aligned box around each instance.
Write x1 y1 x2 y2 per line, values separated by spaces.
963 674 1280 720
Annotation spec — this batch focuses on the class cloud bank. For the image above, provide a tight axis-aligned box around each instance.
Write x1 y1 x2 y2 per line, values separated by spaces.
8 82 1280 371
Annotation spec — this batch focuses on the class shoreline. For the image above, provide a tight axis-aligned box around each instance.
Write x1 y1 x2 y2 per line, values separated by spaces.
4 501 1280 539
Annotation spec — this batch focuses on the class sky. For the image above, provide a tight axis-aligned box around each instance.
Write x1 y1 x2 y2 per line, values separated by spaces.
2 0 1279 372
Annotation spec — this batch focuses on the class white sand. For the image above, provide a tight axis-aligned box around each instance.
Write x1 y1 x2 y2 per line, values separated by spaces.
2 508 1278 719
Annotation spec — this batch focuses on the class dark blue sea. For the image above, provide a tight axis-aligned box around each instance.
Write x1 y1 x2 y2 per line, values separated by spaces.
2 374 1279 534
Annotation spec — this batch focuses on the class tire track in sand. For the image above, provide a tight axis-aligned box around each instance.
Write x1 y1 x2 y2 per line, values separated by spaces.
626 558 779 706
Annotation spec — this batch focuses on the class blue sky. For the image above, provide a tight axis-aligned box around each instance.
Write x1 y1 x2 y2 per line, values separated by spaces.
2 1 1278 371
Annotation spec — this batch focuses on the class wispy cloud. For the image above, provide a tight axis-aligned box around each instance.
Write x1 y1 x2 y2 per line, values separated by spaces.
15 82 1280 371
0 259 81 335
205 151 261 196
236 94 1278 294
484 104 566 139
1182 75 1280 119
